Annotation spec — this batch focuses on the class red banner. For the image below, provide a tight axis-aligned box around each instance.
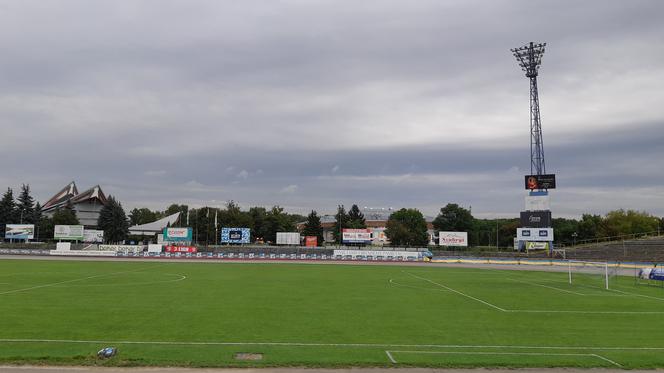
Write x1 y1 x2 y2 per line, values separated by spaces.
164 245 197 253
305 236 318 247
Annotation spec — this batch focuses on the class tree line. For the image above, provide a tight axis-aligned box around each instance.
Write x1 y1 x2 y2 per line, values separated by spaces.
2 183 663 247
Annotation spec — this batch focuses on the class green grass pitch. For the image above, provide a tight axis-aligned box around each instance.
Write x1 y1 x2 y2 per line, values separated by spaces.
1 258 663 368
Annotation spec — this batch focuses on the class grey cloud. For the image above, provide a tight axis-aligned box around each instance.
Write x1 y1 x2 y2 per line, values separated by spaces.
1 0 663 219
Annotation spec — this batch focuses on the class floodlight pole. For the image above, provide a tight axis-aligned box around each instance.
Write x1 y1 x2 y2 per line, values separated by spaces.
511 42 547 176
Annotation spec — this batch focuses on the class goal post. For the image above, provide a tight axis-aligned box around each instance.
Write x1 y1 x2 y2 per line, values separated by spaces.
568 260 616 290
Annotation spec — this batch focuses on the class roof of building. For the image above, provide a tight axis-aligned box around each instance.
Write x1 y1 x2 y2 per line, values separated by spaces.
42 182 108 212
128 212 181 234
71 185 107 205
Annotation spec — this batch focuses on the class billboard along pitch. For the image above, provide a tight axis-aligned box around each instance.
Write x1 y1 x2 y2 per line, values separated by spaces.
221 227 250 244
5 224 35 240
163 227 192 242
54 225 84 240
439 231 468 246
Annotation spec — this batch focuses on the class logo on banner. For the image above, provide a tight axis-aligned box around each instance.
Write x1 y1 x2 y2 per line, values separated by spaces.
439 231 468 246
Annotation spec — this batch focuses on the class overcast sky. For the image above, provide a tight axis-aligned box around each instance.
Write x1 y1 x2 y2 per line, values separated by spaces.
1 0 663 219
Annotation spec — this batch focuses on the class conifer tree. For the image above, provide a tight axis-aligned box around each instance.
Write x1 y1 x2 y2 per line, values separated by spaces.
97 196 129 243
302 210 324 246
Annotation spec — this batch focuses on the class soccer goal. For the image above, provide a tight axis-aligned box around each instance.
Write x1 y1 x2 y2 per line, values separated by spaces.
567 260 618 290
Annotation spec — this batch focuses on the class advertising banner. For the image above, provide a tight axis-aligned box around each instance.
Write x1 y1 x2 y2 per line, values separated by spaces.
439 231 468 246
526 241 550 250
305 236 318 247
5 224 35 240
520 211 552 228
221 227 250 244
164 245 197 253
525 174 556 190
83 229 104 243
54 225 84 240
525 194 551 211
276 232 300 245
163 227 192 242
517 227 554 242
342 228 372 244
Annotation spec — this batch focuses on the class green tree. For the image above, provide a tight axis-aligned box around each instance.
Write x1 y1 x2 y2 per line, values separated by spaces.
128 208 158 226
97 196 129 243
385 208 429 247
552 218 579 245
16 184 35 224
332 205 349 244
52 206 80 226
578 214 602 241
601 209 660 237
433 203 475 233
263 206 294 243
248 206 267 243
0 187 16 238
347 204 366 228
37 215 54 241
302 210 324 246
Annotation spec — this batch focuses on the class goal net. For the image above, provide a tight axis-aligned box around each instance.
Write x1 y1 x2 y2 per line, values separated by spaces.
567 260 618 290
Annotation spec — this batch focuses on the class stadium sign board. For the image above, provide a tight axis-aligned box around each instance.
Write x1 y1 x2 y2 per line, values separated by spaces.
525 174 556 190
54 225 84 240
163 227 192 242
305 236 318 247
342 228 372 244
5 224 35 240
517 227 554 242
83 229 104 243
221 227 250 244
525 194 550 211
439 231 468 246
276 232 300 245
526 241 550 250
520 211 552 228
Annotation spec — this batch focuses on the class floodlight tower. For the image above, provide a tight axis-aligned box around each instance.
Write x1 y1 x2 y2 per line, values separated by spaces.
511 42 547 176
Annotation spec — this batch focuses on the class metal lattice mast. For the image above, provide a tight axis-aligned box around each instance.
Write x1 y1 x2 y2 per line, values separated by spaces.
511 42 547 175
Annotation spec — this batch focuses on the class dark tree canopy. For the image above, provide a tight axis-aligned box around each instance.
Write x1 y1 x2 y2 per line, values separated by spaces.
332 205 349 244
433 203 475 233
385 208 429 247
16 184 35 224
0 188 16 238
52 206 80 226
347 204 366 229
97 196 129 243
302 210 324 246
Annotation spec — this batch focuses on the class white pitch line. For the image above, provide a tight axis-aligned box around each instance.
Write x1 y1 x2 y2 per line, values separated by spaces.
388 278 450 292
592 353 623 367
385 350 396 363
607 287 664 302
404 271 508 312
507 277 587 296
386 350 622 367
0 264 168 296
2 338 662 351
404 271 662 315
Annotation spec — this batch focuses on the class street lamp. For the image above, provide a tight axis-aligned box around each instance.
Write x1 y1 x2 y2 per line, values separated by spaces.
572 232 578 246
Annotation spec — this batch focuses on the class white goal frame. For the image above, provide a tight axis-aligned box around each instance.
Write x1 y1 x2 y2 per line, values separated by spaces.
568 260 612 290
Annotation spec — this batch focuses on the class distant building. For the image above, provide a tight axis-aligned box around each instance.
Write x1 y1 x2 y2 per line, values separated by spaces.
42 181 108 228
298 209 436 245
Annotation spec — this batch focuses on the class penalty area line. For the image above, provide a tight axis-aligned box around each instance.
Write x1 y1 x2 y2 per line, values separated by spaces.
385 350 622 367
403 271 508 312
